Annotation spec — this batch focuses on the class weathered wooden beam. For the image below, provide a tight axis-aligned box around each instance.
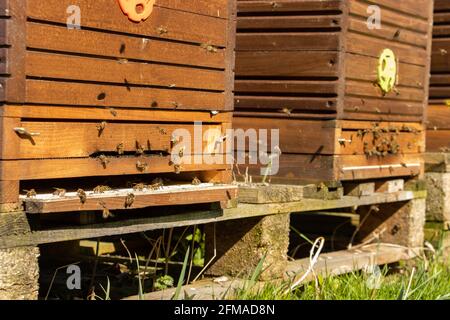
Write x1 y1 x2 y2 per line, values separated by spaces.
127 244 414 300
0 190 426 249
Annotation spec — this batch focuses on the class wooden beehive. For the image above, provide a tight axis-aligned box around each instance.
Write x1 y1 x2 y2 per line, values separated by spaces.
234 0 432 184
0 0 237 211
427 0 450 152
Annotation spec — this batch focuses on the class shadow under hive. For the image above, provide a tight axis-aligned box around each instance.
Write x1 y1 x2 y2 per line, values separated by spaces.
233 0 432 184
0 0 237 209
427 0 450 152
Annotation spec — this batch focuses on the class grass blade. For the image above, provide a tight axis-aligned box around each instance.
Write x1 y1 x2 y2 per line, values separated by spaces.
173 247 190 300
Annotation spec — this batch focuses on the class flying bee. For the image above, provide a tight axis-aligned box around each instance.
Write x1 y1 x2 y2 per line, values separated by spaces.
24 189 37 198
99 201 114 219
53 188 66 197
93 185 111 194
124 193 135 208
280 107 292 116
77 189 87 204
98 155 110 168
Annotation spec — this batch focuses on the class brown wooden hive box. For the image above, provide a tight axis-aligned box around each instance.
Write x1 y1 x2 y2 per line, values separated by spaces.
233 0 432 184
0 0 237 211
427 0 450 153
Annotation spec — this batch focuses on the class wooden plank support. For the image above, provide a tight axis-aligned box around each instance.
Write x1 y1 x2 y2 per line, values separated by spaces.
129 244 414 300
22 184 238 214
0 189 427 250
238 183 343 204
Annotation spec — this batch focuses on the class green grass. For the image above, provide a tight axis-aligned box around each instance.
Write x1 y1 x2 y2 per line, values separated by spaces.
231 254 450 300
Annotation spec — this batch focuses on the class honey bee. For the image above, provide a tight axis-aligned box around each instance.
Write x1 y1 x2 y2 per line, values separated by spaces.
178 146 185 158
157 26 168 35
99 201 114 219
151 101 158 108
53 188 66 197
97 121 107 136
124 193 135 208
133 183 146 192
136 161 148 172
279 107 292 116
149 178 164 190
136 141 145 155
24 189 37 198
108 107 118 117
192 177 201 185
158 127 167 135
77 189 87 204
174 164 182 174
117 143 124 155
98 155 110 168
200 42 218 53
93 185 112 194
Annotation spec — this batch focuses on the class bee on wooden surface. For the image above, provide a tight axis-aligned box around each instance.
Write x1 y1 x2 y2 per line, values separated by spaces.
97 121 107 136
93 185 112 194
149 178 164 190
133 183 146 192
117 143 124 155
200 42 218 53
77 189 87 204
124 193 135 208
151 101 158 108
172 101 181 109
136 141 145 155
178 146 185 158
53 188 66 197
136 161 148 172
158 127 168 135
192 177 202 186
174 164 182 174
157 26 168 35
24 189 37 198
108 108 118 117
98 155 110 168
279 108 292 116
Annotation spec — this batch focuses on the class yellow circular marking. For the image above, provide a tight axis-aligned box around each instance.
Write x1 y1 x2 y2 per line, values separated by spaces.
377 49 397 94
118 0 155 22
